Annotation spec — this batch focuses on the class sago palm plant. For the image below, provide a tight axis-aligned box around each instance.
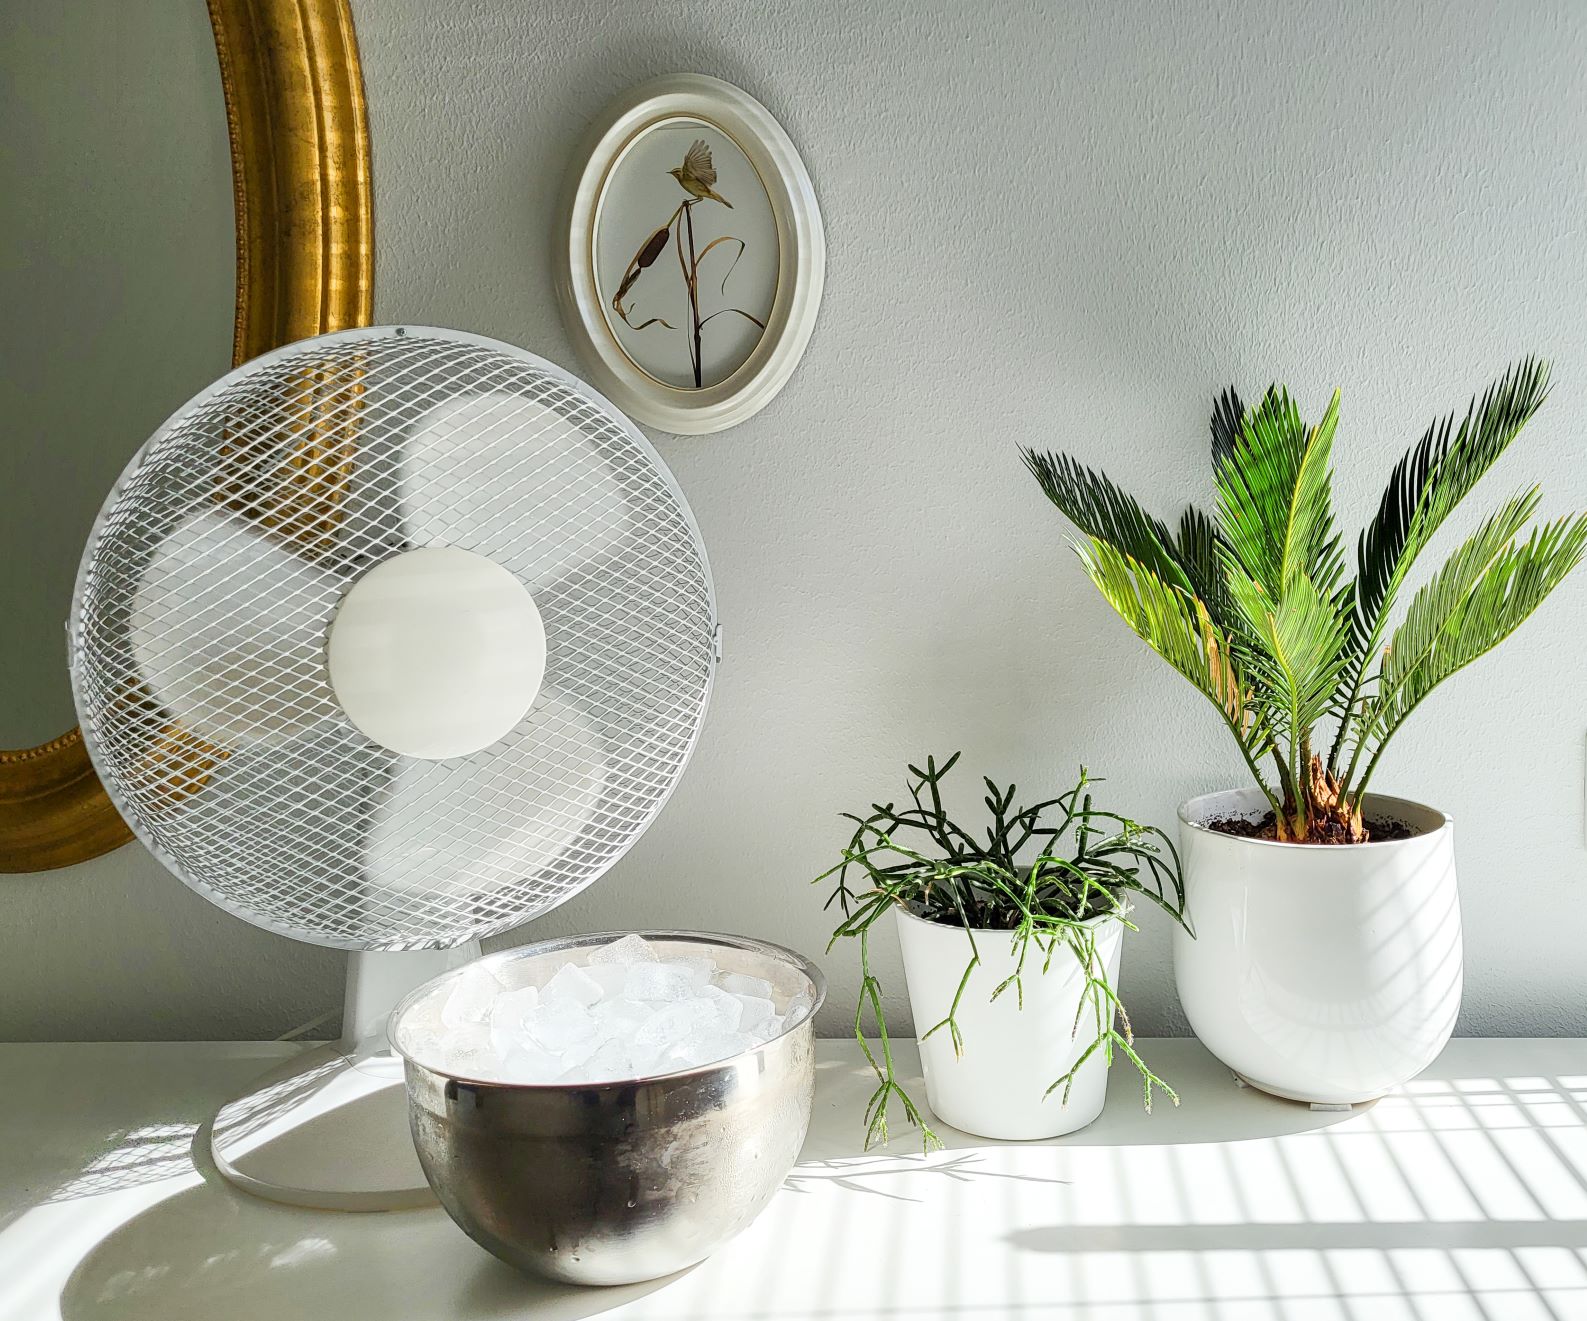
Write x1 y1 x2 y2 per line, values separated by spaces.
1024 359 1587 844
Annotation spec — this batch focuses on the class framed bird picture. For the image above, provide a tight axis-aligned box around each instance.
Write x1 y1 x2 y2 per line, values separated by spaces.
558 75 824 435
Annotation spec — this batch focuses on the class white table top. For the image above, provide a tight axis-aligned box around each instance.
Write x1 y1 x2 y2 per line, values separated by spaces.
4 1037 1587 1320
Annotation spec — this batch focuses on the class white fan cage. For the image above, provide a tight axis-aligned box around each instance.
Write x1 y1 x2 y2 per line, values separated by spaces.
70 328 716 950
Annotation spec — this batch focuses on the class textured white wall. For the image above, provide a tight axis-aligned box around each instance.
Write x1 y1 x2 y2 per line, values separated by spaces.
7 0 1587 1041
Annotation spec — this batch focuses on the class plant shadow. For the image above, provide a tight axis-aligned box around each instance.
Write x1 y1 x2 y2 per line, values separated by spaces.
791 1037 1367 1178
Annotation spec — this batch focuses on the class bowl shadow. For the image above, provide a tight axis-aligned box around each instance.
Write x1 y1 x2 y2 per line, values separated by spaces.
60 1133 692 1321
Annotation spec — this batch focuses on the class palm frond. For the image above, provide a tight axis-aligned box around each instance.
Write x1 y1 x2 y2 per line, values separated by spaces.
1075 538 1276 794
1356 359 1549 634
1210 386 1246 467
1283 390 1345 595
1375 492 1541 702
1214 387 1343 600
1354 416 1449 645
1023 450 1191 593
1359 510 1587 788
1175 505 1238 634
1416 360 1551 542
1227 565 1351 770
1331 359 1552 758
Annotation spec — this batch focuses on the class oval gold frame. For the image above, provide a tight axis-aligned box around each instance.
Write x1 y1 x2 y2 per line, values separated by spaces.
0 0 374 873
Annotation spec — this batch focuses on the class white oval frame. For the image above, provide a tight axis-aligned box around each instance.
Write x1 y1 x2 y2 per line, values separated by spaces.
557 74 824 436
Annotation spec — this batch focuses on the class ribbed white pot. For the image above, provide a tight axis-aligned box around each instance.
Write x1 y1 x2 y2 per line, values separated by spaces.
895 906 1123 1140
1174 788 1462 1105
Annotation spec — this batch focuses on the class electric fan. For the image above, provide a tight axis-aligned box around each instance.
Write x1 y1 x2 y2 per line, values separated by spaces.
69 326 717 1209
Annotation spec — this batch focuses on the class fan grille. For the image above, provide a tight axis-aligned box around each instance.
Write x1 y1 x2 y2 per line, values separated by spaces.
71 329 715 950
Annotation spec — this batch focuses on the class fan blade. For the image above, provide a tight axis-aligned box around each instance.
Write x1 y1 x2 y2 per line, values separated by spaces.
366 689 608 911
175 719 398 943
130 509 342 750
398 391 632 565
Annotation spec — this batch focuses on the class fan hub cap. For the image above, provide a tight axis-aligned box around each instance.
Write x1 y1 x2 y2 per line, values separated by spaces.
326 546 546 760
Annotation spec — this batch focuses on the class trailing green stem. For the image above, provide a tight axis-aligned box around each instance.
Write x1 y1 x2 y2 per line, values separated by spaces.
819 756 1189 1151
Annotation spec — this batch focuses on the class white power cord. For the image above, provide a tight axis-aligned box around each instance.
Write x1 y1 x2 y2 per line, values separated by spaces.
273 1008 338 1042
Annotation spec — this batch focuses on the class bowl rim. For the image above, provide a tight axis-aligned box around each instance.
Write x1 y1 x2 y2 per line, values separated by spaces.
388 928 828 1090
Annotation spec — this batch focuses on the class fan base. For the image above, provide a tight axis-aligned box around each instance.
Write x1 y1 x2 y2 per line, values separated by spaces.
210 944 480 1210
210 1042 434 1210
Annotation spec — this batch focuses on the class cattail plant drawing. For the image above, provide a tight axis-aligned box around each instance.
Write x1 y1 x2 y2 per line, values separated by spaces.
611 139 766 388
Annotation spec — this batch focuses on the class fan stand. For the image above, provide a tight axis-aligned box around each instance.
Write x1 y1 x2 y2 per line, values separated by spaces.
209 944 478 1211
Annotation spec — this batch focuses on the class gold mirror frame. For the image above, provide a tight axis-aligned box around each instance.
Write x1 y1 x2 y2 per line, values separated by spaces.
0 0 373 873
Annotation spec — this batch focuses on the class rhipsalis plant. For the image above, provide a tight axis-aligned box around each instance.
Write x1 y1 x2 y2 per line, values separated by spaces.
817 755 1189 1150
1024 359 1587 843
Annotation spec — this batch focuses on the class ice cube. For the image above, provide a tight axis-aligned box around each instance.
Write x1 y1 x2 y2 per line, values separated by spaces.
488 985 541 1056
441 965 508 1028
437 1022 493 1075
395 1000 446 1061
717 972 774 1000
571 1037 635 1084
628 1038 671 1077
490 984 540 1026
402 1023 445 1064
587 933 659 965
784 992 813 1025
445 1021 492 1055
542 962 602 1008
592 995 651 1039
443 1052 499 1081
675 956 715 988
667 1030 754 1071
554 1030 602 1074
583 963 629 999
624 961 697 1003
734 994 776 1036
523 998 597 1053
633 998 714 1051
497 1039 563 1085
699 984 745 1033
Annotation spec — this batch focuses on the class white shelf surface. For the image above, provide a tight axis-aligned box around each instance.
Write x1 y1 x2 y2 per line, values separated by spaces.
4 1037 1587 1319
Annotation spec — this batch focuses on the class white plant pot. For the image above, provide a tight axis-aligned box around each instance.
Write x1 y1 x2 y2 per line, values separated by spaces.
1174 788 1461 1105
894 906 1124 1140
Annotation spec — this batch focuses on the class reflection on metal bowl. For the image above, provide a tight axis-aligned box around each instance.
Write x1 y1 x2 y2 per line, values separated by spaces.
391 930 824 1286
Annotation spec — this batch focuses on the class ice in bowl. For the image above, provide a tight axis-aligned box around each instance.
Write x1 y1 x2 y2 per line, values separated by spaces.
396 932 813 1085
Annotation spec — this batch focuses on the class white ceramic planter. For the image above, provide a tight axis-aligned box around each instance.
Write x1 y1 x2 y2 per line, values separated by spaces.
1174 788 1461 1105
895 906 1123 1140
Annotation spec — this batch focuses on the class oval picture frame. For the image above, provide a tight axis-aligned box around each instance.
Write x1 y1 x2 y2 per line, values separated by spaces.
557 74 824 435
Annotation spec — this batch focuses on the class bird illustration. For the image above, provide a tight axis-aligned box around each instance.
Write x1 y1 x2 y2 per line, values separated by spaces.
668 139 733 208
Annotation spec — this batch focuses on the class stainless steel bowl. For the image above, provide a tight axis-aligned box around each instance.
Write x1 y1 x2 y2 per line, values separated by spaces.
389 930 825 1286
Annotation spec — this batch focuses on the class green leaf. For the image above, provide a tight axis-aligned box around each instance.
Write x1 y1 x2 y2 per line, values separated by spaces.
1227 563 1351 755
1320 362 1555 774
1074 537 1272 771
1175 504 1240 637
1333 359 1552 751
1375 491 1540 703
1355 359 1551 647
1283 391 1345 596
1210 386 1246 468
1215 387 1344 602
1024 450 1192 594
1364 500 1584 748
